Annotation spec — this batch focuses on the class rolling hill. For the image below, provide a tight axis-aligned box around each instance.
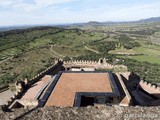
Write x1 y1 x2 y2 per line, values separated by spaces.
0 21 160 87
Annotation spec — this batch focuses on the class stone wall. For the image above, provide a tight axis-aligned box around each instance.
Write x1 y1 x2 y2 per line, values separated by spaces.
116 74 132 106
1 60 63 111
116 72 160 106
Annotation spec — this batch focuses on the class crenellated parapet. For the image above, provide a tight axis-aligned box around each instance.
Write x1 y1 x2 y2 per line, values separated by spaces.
140 80 160 91
1 86 24 111
21 59 63 89
26 60 63 87
0 80 26 110
64 60 98 65
139 80 160 98
64 58 115 69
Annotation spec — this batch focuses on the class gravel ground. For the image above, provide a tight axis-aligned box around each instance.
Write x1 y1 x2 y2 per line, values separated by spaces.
0 105 160 120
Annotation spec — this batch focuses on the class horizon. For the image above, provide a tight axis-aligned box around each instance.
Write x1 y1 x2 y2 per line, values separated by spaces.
1 0 160 26
0 16 159 28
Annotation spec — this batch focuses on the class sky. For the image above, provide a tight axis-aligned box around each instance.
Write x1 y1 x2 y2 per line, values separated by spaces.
0 0 160 26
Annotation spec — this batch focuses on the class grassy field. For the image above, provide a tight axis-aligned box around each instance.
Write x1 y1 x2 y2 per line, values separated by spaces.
129 55 160 64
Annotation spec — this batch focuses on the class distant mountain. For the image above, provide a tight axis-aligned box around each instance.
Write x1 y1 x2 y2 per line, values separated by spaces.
87 21 117 25
70 16 160 27
0 25 35 32
139 17 160 23
86 21 101 25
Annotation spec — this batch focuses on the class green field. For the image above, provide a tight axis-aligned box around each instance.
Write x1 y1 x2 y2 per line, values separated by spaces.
108 48 136 55
117 55 160 64
109 42 160 64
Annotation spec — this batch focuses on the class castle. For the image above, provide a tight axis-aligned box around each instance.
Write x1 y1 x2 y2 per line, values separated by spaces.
0 58 160 111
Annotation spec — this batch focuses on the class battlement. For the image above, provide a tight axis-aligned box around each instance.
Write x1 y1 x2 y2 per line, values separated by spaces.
139 80 160 98
140 80 160 90
27 60 63 87
64 60 97 64
64 58 128 71
64 58 114 69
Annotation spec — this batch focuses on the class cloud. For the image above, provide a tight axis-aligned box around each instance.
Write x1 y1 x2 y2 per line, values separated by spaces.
0 0 160 26
0 0 20 8
34 0 77 7
0 0 77 12
0 0 15 6
62 1 160 22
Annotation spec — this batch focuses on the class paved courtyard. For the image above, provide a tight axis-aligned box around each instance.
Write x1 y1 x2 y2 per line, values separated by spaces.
45 73 112 107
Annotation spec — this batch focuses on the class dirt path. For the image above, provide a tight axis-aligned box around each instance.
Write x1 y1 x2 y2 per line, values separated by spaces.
84 46 100 54
50 45 65 58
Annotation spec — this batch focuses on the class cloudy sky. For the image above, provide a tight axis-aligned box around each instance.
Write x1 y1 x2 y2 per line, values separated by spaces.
0 0 160 26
